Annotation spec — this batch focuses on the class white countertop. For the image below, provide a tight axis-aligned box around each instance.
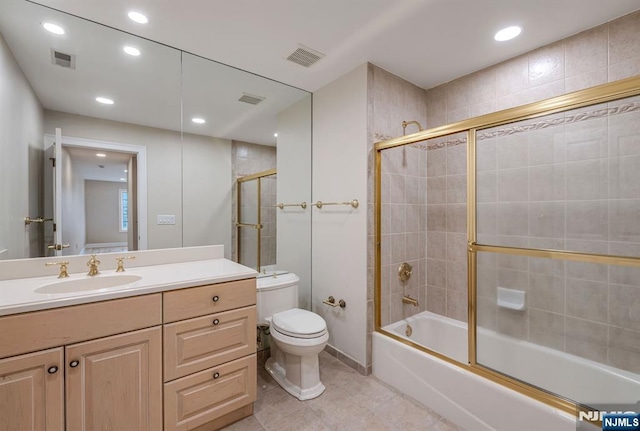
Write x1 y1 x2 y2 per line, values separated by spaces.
0 258 257 317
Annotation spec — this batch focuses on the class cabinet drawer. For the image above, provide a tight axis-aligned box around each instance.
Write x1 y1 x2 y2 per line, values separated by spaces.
0 294 162 359
164 354 256 431
163 278 255 323
164 306 256 381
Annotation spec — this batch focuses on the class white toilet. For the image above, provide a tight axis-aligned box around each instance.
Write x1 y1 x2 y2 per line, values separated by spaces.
256 272 328 400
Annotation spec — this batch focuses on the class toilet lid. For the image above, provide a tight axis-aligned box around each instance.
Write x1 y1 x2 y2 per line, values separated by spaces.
271 308 327 339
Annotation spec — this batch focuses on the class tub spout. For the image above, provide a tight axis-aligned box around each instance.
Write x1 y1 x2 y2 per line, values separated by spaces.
402 295 419 307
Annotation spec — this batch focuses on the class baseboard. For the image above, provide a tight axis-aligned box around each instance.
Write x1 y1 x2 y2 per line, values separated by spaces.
84 242 127 248
324 344 371 376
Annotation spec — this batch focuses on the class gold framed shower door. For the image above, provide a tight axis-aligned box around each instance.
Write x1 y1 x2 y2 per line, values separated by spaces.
236 168 277 270
374 75 640 417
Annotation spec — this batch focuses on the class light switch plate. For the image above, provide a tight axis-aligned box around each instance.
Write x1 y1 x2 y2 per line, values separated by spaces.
157 215 176 225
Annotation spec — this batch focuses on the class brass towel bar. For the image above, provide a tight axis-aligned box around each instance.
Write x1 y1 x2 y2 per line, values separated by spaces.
235 222 262 229
24 216 53 225
313 199 359 209
275 202 307 210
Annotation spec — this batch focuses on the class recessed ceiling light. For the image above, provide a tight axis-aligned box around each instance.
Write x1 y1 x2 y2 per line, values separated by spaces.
43 22 65 35
123 46 141 56
192 118 206 124
128 11 148 24
96 97 114 105
96 153 106 158
494 26 521 42
274 133 278 138
124 169 128 173
120 178 127 181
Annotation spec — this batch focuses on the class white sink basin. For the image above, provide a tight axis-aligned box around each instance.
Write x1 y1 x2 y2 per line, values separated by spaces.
35 274 142 294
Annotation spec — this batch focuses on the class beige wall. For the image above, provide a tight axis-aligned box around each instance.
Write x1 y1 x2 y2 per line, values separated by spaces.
43 110 233 251
182 135 232 257
277 96 312 308
85 180 127 245
313 64 369 370
0 31 43 259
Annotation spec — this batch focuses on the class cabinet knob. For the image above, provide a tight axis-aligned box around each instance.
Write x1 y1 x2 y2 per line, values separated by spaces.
69 360 80 368
212 319 220 326
47 366 59 374
213 372 220 379
212 295 220 302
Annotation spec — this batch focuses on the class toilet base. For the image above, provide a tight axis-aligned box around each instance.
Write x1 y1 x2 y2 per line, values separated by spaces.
265 357 326 401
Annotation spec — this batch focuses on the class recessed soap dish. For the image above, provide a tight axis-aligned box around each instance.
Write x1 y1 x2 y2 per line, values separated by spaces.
497 287 526 311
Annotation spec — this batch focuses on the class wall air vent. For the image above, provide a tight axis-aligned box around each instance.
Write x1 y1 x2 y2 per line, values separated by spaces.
286 44 325 68
50 49 76 69
238 93 266 105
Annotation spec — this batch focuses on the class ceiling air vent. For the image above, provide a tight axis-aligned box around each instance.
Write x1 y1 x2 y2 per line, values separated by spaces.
286 44 325 68
238 93 266 105
50 49 76 69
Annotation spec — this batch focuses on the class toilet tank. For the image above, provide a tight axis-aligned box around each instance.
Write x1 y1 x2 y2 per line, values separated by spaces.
256 272 299 325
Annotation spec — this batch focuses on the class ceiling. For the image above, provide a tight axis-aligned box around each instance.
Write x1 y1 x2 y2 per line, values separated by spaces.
0 0 309 146
66 146 130 182
30 0 640 92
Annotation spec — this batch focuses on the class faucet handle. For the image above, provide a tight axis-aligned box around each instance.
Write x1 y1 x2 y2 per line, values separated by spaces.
45 261 70 278
115 256 135 272
86 254 101 276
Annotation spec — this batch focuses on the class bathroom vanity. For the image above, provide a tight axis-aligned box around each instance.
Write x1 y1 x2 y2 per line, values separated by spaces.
0 245 257 431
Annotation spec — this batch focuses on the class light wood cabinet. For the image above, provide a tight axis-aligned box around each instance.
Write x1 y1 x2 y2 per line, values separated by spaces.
163 278 257 430
66 327 162 431
0 348 64 431
0 276 256 431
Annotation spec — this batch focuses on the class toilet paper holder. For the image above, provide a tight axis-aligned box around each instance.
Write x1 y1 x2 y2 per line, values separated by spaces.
323 296 346 308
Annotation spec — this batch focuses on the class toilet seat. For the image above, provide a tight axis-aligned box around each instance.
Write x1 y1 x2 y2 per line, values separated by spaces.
271 308 327 339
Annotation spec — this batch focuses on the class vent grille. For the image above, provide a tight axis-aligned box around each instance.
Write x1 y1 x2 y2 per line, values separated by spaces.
51 49 75 69
238 93 266 105
286 45 325 68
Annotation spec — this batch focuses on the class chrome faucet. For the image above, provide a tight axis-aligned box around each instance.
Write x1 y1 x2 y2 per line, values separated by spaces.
86 254 101 276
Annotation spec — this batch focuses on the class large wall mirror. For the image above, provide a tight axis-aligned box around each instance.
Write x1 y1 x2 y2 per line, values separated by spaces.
0 0 312 304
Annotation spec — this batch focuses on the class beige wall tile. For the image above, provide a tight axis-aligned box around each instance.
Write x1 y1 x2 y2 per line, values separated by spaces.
427 147 447 177
446 144 466 175
566 278 608 323
528 273 565 314
446 290 468 322
446 203 466 233
529 309 565 350
609 11 640 65
528 42 565 86
427 232 446 259
565 201 608 241
565 26 608 78
565 317 608 363
529 164 566 201
477 171 497 202
498 167 528 202
609 284 640 331
609 199 640 242
426 286 446 315
495 55 529 97
566 159 608 200
496 308 528 338
610 155 640 199
427 176 446 204
528 202 566 239
469 67 497 104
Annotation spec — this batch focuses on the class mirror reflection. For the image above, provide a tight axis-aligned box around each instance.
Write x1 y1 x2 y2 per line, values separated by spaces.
0 0 311 296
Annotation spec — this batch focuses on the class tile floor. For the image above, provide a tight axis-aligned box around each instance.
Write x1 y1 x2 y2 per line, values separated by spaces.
222 350 465 431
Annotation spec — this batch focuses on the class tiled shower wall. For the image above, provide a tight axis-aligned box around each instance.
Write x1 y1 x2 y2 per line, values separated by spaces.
367 65 427 350
475 96 640 375
366 10 640 367
231 141 276 264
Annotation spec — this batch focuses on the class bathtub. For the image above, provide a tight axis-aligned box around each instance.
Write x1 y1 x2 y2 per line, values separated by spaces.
373 311 640 431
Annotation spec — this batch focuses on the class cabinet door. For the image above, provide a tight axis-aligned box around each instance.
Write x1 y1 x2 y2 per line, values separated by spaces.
66 327 162 431
0 348 64 431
